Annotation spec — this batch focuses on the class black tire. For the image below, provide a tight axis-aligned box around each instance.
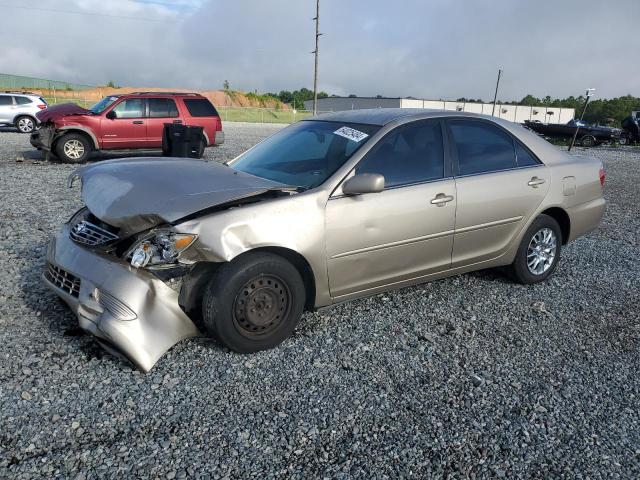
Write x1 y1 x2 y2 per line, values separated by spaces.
618 135 629 146
193 136 206 158
580 135 596 148
15 116 36 133
508 214 562 284
202 252 305 353
55 133 92 163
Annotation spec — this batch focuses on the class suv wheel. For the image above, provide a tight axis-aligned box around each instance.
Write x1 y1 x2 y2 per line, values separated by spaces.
56 133 91 163
15 116 36 133
202 252 306 353
508 214 562 284
580 135 596 148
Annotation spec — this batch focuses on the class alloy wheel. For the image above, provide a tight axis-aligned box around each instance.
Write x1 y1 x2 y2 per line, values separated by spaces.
527 227 557 275
17 117 34 133
63 139 85 160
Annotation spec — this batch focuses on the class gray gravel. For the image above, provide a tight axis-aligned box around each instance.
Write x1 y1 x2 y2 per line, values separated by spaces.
1 123 639 479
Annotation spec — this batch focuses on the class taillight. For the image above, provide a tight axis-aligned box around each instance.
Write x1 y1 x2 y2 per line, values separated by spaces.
38 105 46 110
599 167 605 186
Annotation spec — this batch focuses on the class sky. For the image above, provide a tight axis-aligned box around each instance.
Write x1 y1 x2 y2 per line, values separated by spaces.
0 0 638 101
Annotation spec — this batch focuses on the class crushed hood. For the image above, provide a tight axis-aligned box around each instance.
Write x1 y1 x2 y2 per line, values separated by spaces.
71 157 292 236
37 103 91 123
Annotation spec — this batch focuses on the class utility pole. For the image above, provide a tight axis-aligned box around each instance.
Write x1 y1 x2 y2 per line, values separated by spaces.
312 0 321 115
568 88 595 151
491 69 502 117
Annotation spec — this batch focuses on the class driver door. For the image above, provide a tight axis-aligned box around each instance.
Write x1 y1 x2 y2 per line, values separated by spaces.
325 119 456 300
101 98 147 149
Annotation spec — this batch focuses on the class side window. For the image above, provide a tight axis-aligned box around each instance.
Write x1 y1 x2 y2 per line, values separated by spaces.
15 96 33 105
111 99 144 119
148 98 179 118
183 98 219 117
0 96 13 106
449 120 517 176
515 142 539 167
355 120 444 188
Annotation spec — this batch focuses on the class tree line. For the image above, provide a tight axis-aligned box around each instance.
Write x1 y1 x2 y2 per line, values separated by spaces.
253 84 640 125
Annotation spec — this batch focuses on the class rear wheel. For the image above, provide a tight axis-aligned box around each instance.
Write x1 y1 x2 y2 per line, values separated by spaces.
580 135 596 147
508 214 562 284
55 133 91 163
618 135 629 146
15 116 36 133
202 253 305 352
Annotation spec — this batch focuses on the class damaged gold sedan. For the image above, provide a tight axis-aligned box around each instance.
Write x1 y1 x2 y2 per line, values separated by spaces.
44 109 606 371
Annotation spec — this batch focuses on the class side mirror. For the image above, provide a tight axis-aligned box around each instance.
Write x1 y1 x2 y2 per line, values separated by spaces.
105 110 117 120
342 173 385 196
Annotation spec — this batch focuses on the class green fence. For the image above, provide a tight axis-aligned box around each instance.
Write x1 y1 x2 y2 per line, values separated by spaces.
0 73 94 91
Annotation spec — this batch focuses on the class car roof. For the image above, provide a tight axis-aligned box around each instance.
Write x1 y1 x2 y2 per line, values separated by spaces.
118 92 205 98
308 108 505 126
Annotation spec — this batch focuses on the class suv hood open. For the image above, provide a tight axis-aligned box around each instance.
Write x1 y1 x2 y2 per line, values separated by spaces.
37 103 92 123
71 157 293 236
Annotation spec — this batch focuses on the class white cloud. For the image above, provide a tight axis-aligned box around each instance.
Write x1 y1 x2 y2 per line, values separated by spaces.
0 0 638 100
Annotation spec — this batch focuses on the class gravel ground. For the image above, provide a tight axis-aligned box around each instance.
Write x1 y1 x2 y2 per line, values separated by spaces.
0 123 638 479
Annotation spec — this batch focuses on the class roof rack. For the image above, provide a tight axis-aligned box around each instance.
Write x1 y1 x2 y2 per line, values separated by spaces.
2 90 38 95
126 92 202 96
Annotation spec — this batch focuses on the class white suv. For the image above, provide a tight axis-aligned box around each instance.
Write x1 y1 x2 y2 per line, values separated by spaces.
0 92 48 133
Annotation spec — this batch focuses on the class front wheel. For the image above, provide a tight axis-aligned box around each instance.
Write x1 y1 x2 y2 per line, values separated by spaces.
55 133 92 163
15 116 36 133
508 214 562 284
202 252 306 353
580 135 596 147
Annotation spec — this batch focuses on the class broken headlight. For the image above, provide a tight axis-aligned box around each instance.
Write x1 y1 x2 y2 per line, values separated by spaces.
126 230 197 269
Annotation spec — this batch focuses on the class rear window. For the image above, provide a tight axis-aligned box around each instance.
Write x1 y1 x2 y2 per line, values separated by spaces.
15 96 33 105
183 98 219 117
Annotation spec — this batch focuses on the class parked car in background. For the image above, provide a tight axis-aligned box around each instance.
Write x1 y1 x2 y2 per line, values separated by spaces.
524 119 620 147
0 92 47 133
44 109 606 371
30 92 224 163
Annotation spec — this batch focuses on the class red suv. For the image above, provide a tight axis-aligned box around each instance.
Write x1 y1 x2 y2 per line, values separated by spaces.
30 92 224 163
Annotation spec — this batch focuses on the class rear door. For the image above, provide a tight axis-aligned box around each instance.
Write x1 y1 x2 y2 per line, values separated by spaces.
0 95 14 123
100 98 147 149
446 118 549 267
145 97 181 147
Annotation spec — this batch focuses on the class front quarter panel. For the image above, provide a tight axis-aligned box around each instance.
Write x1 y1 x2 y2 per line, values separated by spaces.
176 190 331 307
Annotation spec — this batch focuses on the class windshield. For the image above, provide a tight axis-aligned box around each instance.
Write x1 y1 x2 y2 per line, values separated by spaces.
231 120 380 189
90 96 118 114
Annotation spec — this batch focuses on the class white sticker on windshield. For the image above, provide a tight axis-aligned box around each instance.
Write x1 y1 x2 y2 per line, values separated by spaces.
334 126 369 142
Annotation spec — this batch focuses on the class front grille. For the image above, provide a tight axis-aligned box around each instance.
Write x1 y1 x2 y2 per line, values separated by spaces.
45 263 80 297
96 289 137 321
70 219 119 247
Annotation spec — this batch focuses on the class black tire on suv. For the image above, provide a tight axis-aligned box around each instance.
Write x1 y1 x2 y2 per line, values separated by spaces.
55 133 92 163
15 116 36 134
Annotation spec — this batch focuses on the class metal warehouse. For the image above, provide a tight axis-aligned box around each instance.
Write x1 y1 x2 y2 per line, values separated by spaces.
305 97 575 124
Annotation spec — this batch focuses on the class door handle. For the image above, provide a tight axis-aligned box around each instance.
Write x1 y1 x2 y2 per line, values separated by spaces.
527 176 546 188
173 119 183 124
132 120 144 124
430 193 454 206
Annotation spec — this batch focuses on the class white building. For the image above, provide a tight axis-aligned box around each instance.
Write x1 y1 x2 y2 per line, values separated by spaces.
305 97 575 124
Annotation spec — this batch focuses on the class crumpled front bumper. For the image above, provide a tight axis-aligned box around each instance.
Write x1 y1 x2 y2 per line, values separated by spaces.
43 224 200 372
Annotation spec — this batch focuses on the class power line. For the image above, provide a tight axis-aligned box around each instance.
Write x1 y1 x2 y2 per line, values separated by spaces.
0 3 177 23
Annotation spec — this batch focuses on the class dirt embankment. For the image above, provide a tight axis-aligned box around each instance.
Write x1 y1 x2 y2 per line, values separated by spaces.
26 86 288 109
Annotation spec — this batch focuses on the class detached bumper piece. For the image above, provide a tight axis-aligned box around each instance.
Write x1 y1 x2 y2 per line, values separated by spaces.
43 225 200 372
30 126 55 151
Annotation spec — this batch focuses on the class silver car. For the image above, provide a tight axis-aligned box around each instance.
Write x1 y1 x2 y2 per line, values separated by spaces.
44 109 606 371
0 92 47 133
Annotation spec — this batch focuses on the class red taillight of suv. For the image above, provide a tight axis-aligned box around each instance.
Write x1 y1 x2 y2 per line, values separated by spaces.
38 104 47 110
599 166 605 186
